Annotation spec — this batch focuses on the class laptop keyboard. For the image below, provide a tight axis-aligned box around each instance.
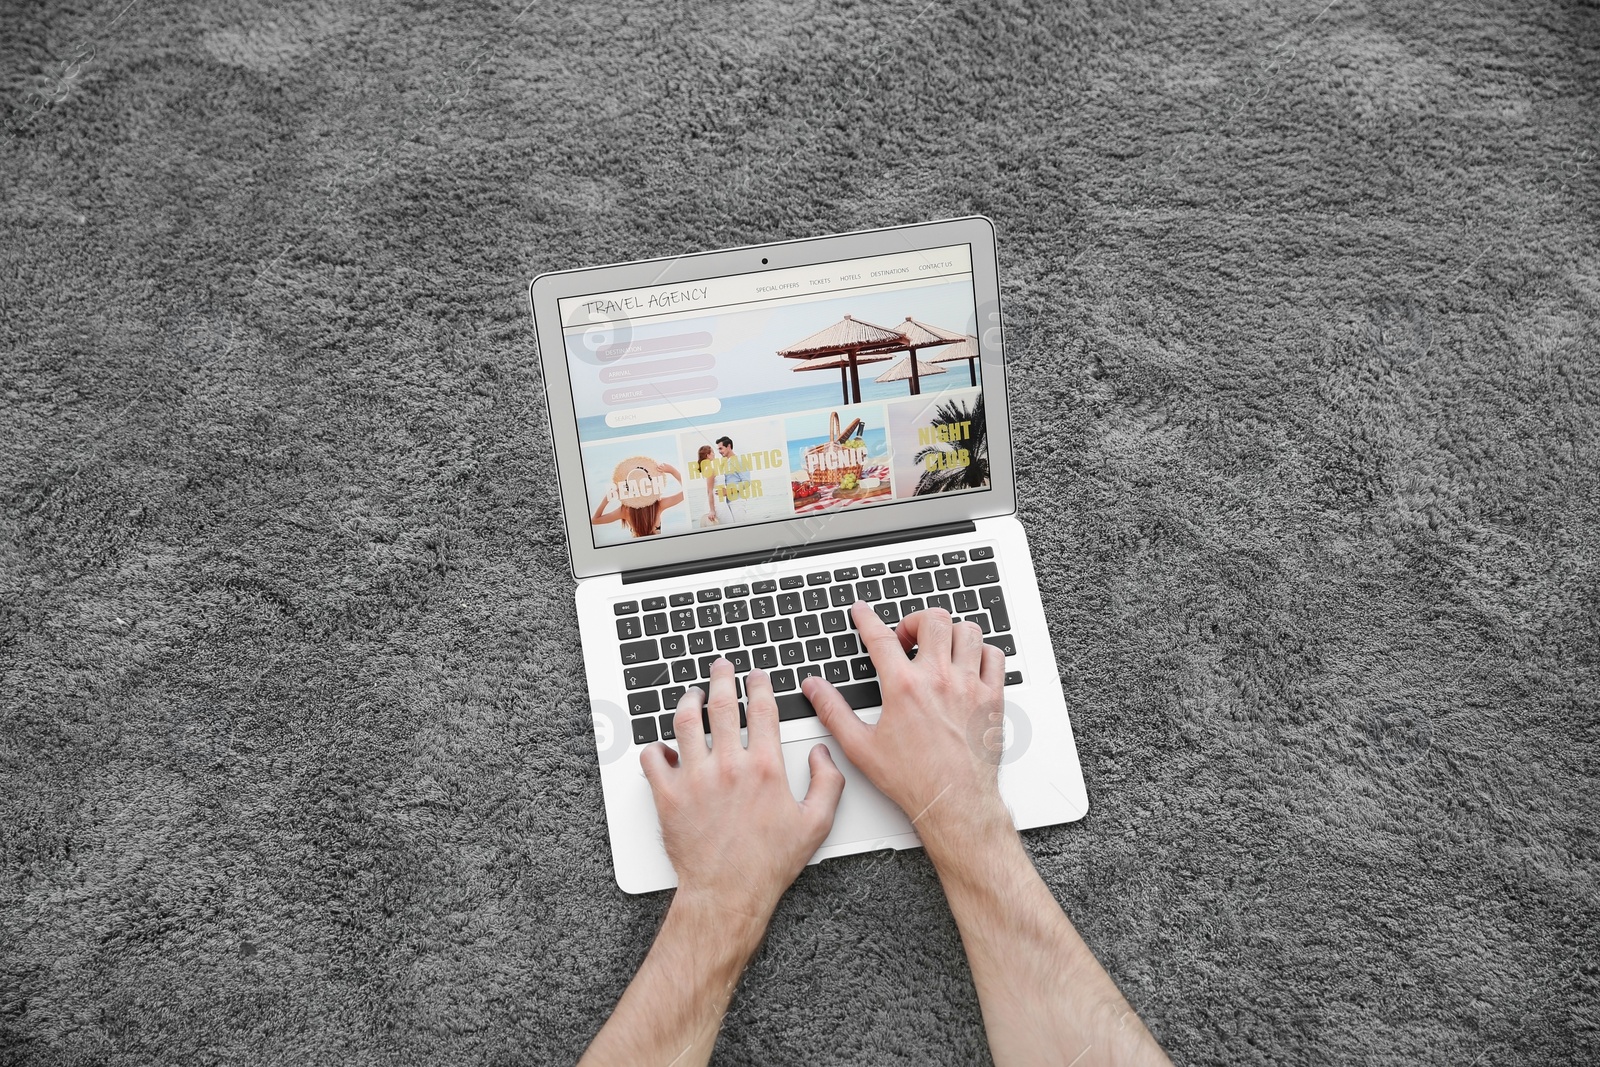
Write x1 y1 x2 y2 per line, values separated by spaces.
612 544 1022 746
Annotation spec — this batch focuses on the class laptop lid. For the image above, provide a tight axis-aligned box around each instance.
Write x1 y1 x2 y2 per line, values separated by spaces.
528 217 1016 580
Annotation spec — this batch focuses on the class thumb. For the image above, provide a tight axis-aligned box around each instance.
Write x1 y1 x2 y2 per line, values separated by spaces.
802 676 873 764
798 745 846 839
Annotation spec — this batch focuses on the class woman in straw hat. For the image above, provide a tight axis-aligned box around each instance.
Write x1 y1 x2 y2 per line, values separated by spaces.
592 457 685 538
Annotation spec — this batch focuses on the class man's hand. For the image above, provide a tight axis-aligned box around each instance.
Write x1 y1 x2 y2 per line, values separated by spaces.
642 659 846 921
802 601 1010 842
800 600 1172 1067
580 661 845 1067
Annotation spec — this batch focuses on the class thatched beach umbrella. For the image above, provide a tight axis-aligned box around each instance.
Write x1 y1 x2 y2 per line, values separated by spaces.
877 317 966 395
790 352 861 405
778 315 905 405
923 333 980 387
874 354 947 396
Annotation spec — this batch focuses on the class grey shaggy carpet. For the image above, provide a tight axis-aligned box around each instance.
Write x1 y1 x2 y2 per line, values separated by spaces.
3 0 1597 1063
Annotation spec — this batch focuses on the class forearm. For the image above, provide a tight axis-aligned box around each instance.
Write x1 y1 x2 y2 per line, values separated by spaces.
923 810 1170 1067
579 894 766 1067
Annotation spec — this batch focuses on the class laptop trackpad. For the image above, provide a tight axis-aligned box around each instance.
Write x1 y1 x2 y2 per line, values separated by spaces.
782 736 915 847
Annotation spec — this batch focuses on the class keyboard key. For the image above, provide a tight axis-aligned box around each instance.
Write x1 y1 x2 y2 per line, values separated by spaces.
771 668 797 692
909 572 934 595
961 561 1000 587
795 615 821 638
773 680 881 722
714 627 740 650
724 583 749 598
832 633 859 657
779 642 805 665
670 608 696 631
620 639 659 664
672 660 697 683
874 603 900 625
980 586 1011 631
670 591 694 606
971 546 995 560
915 554 940 568
616 617 643 640
688 631 713 655
727 650 751 673
658 713 676 740
883 575 908 599
778 592 803 615
803 589 828 611
1004 670 1022 686
984 634 1017 656
797 664 822 683
753 579 777 594
889 558 914 573
851 656 876 679
805 638 831 661
833 566 858 581
862 562 886 577
942 550 967 564
662 635 686 658
806 571 831 586
724 601 750 623
969 612 991 634
741 622 767 645
624 664 669 690
829 585 855 607
954 589 979 613
767 618 794 641
614 601 639 616
627 689 660 716
824 660 850 683
698 655 719 679
855 579 881 602
697 588 722 602
642 596 666 611
753 645 778 669
900 598 925 615
935 568 960 591
927 593 953 612
697 604 723 628
663 685 687 708
751 596 776 619
780 575 805 589
644 613 669 636
821 610 846 633
633 718 658 745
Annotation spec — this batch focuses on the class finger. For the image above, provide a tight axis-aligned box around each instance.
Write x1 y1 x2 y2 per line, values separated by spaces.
639 742 676 788
673 686 708 765
798 744 846 840
801 675 874 764
897 608 953 664
706 658 741 749
979 643 1006 689
743 668 781 751
951 620 985 673
851 600 909 674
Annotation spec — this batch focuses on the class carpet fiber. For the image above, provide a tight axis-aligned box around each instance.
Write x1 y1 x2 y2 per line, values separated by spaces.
3 1 1597 1063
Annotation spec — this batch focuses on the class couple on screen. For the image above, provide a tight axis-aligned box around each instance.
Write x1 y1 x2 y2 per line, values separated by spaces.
696 436 746 526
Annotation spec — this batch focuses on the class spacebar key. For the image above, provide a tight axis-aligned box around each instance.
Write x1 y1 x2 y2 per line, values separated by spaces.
773 681 883 722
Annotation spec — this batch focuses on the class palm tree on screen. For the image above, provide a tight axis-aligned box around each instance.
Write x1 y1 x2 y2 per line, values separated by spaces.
913 396 988 494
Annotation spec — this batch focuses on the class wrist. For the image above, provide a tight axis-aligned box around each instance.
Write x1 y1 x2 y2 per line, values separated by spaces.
667 885 772 962
915 795 1019 874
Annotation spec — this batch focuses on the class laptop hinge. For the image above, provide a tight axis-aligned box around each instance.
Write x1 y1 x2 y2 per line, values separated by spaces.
621 520 978 586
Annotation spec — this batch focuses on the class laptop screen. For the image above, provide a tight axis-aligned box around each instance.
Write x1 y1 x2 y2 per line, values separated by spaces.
557 243 989 549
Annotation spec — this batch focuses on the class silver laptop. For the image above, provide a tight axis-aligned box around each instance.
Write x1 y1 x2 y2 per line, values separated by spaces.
528 217 1088 893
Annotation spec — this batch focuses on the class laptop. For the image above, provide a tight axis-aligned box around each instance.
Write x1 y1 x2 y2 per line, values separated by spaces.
528 217 1088 893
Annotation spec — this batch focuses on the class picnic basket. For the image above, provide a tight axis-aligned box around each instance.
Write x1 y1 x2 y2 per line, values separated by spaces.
803 412 866 487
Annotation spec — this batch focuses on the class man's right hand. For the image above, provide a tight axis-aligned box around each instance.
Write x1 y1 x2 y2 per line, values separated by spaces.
801 601 1011 839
